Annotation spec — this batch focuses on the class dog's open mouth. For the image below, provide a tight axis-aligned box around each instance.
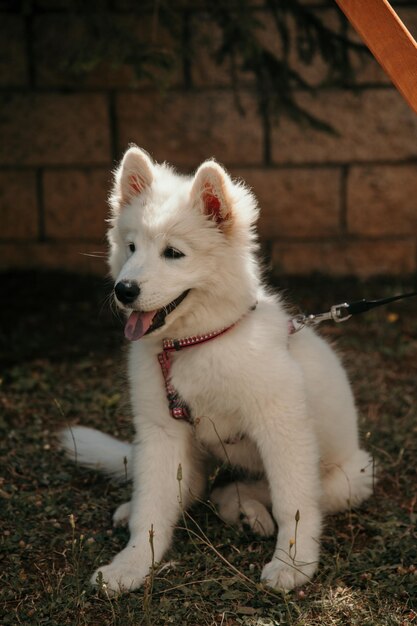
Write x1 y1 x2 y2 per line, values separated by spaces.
124 290 190 341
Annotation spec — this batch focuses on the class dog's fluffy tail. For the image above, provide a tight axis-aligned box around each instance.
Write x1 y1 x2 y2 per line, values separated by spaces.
59 426 133 480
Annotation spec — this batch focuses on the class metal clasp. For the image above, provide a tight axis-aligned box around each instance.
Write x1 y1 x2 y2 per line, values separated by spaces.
330 303 351 323
290 302 351 332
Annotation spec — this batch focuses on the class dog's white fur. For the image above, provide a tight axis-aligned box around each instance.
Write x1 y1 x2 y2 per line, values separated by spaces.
60 146 373 594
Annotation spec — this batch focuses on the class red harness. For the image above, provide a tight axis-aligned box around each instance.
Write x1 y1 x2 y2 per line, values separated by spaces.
157 308 297 424
157 325 236 422
157 289 417 423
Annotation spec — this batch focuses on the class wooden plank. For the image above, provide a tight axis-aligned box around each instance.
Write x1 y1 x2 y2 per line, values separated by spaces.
335 0 417 114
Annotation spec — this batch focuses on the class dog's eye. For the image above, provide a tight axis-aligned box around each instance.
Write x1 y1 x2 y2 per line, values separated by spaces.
128 243 136 254
163 246 185 260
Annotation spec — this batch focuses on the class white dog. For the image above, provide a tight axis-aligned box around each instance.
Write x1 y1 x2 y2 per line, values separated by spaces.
60 146 373 594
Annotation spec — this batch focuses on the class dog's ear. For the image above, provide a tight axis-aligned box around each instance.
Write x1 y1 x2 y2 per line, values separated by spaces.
112 146 154 210
190 161 231 225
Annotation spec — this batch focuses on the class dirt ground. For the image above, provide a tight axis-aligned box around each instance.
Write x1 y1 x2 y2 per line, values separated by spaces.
1 270 416 625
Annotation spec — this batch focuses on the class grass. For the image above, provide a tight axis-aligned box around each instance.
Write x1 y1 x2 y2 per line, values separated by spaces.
1 270 416 626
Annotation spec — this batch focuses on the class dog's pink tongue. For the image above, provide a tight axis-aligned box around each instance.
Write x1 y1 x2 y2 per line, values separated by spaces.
124 310 157 341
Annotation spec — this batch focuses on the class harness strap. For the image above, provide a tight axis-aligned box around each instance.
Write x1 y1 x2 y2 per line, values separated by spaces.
157 325 237 423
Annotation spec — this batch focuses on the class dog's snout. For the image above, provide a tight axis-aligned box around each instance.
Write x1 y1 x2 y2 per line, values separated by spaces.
114 280 140 305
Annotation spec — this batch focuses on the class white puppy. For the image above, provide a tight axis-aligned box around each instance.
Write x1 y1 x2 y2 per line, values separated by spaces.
60 146 373 594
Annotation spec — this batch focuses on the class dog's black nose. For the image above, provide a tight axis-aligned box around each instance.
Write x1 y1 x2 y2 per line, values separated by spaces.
114 280 140 305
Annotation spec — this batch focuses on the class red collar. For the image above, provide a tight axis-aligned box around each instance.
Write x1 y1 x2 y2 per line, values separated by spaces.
162 324 235 353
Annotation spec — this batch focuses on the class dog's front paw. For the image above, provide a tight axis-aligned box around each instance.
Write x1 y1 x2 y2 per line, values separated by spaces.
90 542 155 595
260 557 317 591
91 560 147 595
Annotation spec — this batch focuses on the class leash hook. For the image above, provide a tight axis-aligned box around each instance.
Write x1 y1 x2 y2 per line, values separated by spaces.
290 290 417 332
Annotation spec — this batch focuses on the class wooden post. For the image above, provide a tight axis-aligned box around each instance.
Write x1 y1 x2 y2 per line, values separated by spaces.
335 0 417 114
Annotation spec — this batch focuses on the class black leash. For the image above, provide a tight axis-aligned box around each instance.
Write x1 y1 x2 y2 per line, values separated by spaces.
292 291 417 331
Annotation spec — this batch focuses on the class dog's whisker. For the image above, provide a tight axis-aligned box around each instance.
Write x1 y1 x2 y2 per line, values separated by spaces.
80 251 108 258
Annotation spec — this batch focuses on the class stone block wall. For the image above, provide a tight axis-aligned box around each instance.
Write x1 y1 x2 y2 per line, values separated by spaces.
1 1 417 277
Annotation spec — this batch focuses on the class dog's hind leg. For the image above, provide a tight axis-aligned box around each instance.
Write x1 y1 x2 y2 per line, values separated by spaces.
113 501 131 527
211 479 275 537
320 448 375 514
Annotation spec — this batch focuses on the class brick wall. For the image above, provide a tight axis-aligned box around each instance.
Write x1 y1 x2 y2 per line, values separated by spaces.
1 1 417 277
